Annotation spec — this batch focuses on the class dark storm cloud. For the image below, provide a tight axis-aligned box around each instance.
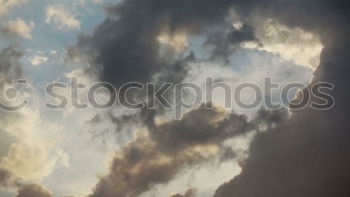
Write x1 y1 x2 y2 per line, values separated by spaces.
0 168 19 188
70 0 350 197
15 184 52 197
156 51 196 85
89 105 287 197
150 105 249 152
170 188 197 197
213 0 350 196
89 105 230 197
69 0 262 148
69 0 247 87
0 168 52 197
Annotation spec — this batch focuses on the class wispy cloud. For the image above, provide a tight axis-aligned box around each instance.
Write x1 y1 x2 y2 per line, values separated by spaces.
0 0 28 15
28 55 48 66
45 5 80 30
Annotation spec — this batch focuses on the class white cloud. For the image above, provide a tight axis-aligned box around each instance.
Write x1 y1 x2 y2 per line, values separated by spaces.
158 31 189 53
0 18 34 39
29 55 48 66
0 89 66 182
0 142 56 181
242 19 324 69
0 0 28 15
45 5 80 29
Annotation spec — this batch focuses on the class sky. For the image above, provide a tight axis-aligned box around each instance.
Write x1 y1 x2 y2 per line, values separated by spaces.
0 0 349 197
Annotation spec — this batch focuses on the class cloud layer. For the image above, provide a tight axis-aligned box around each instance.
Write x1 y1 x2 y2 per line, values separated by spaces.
67 0 350 197
1 0 349 197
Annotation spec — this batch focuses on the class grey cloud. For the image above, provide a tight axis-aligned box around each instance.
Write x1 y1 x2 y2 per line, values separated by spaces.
214 54 350 197
89 105 231 197
0 168 19 188
0 45 23 86
0 168 52 197
69 0 238 87
205 24 261 62
170 188 197 197
213 0 350 196
88 105 287 197
150 105 249 153
69 0 350 197
15 184 52 197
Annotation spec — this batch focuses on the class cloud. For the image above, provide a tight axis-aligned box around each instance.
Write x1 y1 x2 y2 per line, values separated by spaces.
0 17 54 197
0 103 71 183
0 168 20 188
0 46 67 193
68 0 234 87
0 143 56 181
212 1 350 196
158 31 189 53
242 19 323 69
204 23 261 62
15 184 52 197
46 5 80 29
0 18 34 39
0 0 28 15
65 1 326 196
0 168 52 197
88 105 286 197
57 0 350 196
29 55 48 66
170 188 197 197
0 45 22 86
